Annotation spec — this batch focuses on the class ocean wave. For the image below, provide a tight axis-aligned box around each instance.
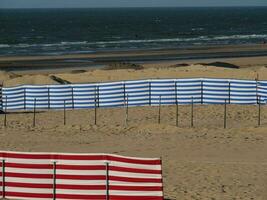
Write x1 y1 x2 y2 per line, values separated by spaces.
12 41 89 48
1 34 267 50
214 34 267 40
0 44 10 48
87 34 267 45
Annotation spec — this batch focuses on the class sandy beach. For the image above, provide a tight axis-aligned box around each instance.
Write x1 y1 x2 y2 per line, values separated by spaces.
1 49 267 199
1 44 267 74
2 51 267 86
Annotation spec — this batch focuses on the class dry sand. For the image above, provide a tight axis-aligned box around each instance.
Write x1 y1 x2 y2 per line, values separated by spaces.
1 105 267 200
1 59 267 199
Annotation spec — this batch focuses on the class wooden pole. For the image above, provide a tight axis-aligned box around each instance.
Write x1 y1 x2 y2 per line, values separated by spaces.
175 82 178 127
125 94 129 127
149 82 151 106
201 80 203 105
48 87 50 109
94 99 97 126
256 80 259 104
71 87 74 110
94 86 98 126
224 99 227 129
176 101 179 127
97 86 100 108
191 97 194 127
63 100 66 125
105 162 109 200
0 82 3 113
158 95 161 124
258 96 261 126
126 95 129 120
2 159 5 199
52 161 56 200
24 88 26 110
33 98 36 127
4 96 7 127
123 83 126 102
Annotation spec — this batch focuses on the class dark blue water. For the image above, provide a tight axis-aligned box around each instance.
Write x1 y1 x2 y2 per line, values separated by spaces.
1 7 267 56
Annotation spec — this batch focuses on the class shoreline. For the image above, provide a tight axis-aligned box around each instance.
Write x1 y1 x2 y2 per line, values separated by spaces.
0 44 267 73
1 43 267 61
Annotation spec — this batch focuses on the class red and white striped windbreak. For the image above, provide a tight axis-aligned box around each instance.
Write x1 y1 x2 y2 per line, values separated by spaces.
0 151 163 200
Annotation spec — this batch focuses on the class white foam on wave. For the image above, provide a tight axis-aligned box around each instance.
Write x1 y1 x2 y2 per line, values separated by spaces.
88 37 208 45
214 34 267 40
12 41 89 48
0 44 10 48
87 34 267 45
1 34 267 50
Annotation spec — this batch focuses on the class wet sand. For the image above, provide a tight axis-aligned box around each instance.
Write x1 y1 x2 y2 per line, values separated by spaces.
1 44 267 74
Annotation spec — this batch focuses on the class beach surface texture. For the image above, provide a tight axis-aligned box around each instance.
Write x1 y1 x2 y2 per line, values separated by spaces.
1 56 267 200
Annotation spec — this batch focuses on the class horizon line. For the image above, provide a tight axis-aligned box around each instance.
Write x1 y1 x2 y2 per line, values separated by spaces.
1 5 267 9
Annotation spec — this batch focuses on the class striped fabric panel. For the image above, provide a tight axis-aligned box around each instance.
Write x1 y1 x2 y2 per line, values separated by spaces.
0 151 163 200
2 78 267 111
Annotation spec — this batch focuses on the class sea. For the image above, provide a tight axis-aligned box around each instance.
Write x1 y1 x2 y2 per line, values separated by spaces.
1 7 267 56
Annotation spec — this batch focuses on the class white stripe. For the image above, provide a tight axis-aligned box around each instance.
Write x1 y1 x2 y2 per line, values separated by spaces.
108 171 162 179
4 178 162 187
3 160 161 170
109 190 163 196
6 187 52 194
110 181 162 187
5 197 50 200
6 177 104 185
6 187 105 195
57 189 106 195
6 168 53 175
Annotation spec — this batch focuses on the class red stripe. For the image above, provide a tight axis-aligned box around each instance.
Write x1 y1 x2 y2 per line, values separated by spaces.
57 174 106 180
57 175 161 183
57 184 105 190
3 153 105 160
109 166 161 174
109 185 163 191
57 164 105 170
6 182 52 189
109 176 162 183
6 163 53 169
3 152 53 160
